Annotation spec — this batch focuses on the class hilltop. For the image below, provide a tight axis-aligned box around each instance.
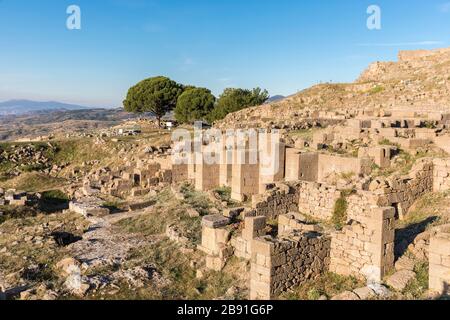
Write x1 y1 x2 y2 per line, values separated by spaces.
218 47 450 129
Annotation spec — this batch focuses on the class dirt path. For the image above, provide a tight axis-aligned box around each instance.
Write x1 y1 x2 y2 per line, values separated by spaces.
68 208 153 269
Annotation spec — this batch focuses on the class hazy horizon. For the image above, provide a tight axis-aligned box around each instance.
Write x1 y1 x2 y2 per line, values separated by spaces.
1 0 450 107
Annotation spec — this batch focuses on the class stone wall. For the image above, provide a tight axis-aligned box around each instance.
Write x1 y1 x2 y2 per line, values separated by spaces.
433 158 450 192
330 207 395 283
297 181 341 221
231 150 260 201
376 159 433 219
232 216 266 260
346 190 379 223
285 149 318 182
250 232 331 300
251 184 299 219
429 224 450 295
197 215 233 271
317 154 371 182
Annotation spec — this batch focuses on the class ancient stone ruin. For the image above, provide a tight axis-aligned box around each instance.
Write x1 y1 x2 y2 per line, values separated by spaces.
170 107 450 299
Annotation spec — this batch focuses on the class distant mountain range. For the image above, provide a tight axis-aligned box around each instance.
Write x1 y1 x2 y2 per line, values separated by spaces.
266 95 286 103
0 99 95 115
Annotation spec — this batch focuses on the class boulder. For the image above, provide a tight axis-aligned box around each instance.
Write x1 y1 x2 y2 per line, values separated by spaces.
395 256 416 272
331 291 360 300
202 215 230 228
386 270 416 291
56 257 81 277
353 286 375 300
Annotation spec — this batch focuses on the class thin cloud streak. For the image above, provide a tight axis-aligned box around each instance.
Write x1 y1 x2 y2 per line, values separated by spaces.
356 41 445 47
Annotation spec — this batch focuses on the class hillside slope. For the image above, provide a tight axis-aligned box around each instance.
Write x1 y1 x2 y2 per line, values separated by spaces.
218 47 450 129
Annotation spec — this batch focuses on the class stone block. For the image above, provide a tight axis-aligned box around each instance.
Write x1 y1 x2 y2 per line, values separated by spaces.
201 215 230 228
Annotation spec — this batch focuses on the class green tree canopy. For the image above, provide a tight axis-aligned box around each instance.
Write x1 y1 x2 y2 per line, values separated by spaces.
123 76 183 126
209 87 269 122
174 87 216 124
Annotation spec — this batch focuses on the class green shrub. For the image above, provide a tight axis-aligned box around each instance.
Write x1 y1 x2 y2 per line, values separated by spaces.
332 196 348 230
369 85 384 95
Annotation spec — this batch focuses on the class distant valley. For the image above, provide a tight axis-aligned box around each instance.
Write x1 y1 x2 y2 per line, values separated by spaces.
0 107 142 141
0 99 95 116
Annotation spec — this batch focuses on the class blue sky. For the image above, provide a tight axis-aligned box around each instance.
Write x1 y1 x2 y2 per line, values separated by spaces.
0 0 449 107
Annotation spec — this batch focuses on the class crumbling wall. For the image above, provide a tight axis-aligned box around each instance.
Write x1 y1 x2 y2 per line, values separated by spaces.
285 149 318 182
297 181 341 220
376 159 433 219
317 154 371 182
433 158 450 192
330 207 395 283
250 233 331 300
346 190 379 222
251 184 299 219
232 216 266 260
429 225 450 296
197 215 233 271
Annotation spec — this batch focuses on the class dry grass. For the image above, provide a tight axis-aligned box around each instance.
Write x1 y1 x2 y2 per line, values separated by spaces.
280 272 364 300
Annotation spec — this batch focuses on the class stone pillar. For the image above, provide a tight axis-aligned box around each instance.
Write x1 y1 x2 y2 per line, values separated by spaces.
198 215 232 271
195 144 220 191
231 148 259 202
250 238 273 300
364 207 395 283
232 216 267 260
258 132 285 194
219 132 234 187
285 150 319 182
429 226 450 295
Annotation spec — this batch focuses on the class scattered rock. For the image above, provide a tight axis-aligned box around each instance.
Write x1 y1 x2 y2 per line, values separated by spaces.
202 215 230 228
368 283 392 298
386 270 416 291
187 208 200 218
395 256 416 272
56 257 80 277
331 291 360 300
353 286 375 300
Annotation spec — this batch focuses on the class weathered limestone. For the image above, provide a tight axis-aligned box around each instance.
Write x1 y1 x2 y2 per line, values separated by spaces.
386 270 416 291
297 181 341 220
198 215 232 271
285 149 318 182
317 154 371 182
429 225 450 295
250 232 331 300
258 132 286 193
278 213 321 235
1 189 36 206
358 146 395 169
219 133 234 187
69 197 110 217
232 216 267 260
433 158 450 192
231 149 260 201
251 183 299 219
330 207 395 283
195 144 221 191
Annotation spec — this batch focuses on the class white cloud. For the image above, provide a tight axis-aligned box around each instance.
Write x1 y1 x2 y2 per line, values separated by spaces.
356 41 445 47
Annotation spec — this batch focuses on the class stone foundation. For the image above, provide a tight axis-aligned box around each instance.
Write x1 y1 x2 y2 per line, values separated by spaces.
429 225 450 295
330 207 395 283
250 232 331 300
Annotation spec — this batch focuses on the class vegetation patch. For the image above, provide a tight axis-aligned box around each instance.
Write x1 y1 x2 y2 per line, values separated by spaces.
331 192 350 230
281 272 364 300
402 261 429 299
